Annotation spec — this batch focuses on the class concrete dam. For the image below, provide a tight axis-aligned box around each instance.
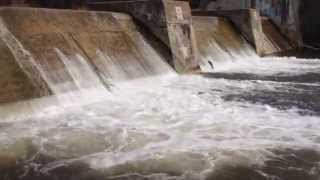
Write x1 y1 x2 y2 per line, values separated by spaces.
0 1 320 180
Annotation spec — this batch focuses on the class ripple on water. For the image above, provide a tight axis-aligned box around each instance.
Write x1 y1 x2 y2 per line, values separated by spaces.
0 58 320 179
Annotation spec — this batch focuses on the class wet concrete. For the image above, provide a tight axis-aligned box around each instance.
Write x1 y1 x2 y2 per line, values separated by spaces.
192 9 295 56
0 7 172 105
192 16 254 71
0 38 40 104
88 0 199 72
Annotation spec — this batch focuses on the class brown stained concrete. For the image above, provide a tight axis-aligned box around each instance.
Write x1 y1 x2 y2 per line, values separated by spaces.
193 10 258 51
0 7 119 105
260 17 294 55
0 7 172 105
193 9 295 56
72 13 173 81
193 16 249 53
0 38 39 104
88 0 199 73
20 33 81 92
0 8 121 37
164 0 199 72
73 31 151 80
192 16 253 70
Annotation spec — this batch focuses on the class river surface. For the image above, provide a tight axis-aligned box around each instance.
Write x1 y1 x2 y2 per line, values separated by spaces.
0 57 320 180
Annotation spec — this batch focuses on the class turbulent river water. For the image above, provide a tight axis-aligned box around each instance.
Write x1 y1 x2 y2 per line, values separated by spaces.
0 56 320 180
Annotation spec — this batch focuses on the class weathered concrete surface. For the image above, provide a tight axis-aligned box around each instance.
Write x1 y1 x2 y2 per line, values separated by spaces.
254 0 302 47
260 17 293 55
163 0 199 72
88 0 199 73
203 0 303 47
0 38 41 104
192 16 255 71
193 10 261 53
193 9 294 56
0 7 172 105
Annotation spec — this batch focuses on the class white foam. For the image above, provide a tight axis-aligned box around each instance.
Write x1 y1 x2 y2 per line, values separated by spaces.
1 72 319 174
211 56 320 75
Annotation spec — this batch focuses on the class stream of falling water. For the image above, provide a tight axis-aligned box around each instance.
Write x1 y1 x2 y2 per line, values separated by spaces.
0 54 320 180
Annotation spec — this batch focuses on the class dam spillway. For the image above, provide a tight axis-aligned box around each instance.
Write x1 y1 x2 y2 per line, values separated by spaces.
0 3 320 180
0 7 174 105
192 16 257 72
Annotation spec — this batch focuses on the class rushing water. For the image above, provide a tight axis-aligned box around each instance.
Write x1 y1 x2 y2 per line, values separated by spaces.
1 9 318 179
0 55 320 180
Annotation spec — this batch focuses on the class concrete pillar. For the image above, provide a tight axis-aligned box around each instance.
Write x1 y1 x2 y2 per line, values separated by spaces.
88 0 199 73
162 0 199 72
249 9 264 56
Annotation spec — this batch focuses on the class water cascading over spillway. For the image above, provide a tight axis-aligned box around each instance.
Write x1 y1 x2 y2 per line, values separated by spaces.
193 16 258 72
0 7 320 180
0 7 174 114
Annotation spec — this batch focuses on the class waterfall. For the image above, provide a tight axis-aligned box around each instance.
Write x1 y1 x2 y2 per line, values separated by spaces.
0 8 174 122
193 16 258 72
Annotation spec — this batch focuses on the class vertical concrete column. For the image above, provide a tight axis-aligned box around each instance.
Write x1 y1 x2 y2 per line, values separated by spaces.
249 9 264 56
162 0 198 72
289 0 303 47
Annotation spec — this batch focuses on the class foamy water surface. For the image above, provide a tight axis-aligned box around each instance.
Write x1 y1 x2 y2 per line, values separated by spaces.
0 56 320 180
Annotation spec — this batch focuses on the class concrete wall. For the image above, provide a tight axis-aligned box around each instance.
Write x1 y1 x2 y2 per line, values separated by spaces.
0 38 41 104
255 0 301 46
88 0 199 73
0 7 173 105
193 9 293 56
192 16 255 71
205 0 302 46
193 10 263 55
